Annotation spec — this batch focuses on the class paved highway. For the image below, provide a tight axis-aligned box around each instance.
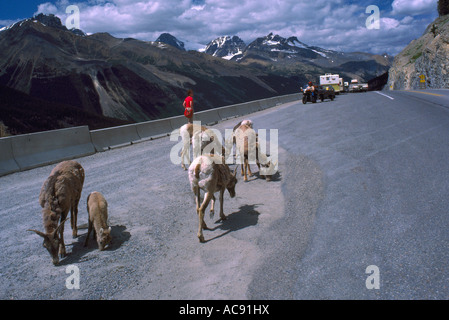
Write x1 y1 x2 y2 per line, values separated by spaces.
0 90 448 300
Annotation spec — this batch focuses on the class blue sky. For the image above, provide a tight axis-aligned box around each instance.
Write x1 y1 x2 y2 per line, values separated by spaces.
0 0 440 55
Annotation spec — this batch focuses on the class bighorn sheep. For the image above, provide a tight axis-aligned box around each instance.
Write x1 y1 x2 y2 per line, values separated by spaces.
180 122 222 170
188 154 238 243
234 123 276 182
28 160 85 265
84 191 111 250
180 123 208 170
233 119 253 132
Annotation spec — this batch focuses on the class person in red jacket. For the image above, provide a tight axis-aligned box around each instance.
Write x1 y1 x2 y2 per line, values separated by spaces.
183 89 194 123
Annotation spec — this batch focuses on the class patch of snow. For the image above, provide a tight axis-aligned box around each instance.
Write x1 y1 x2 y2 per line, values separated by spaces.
222 50 243 60
311 49 327 58
263 40 281 46
271 48 297 54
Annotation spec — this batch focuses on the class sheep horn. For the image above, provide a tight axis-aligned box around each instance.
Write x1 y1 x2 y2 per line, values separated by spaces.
27 229 46 238
53 217 69 236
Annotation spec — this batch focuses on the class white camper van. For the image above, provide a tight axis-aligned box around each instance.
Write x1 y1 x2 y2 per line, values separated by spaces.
320 74 341 94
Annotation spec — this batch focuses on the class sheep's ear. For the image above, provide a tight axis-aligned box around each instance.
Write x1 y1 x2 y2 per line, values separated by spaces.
99 228 104 235
108 227 112 232
27 229 46 238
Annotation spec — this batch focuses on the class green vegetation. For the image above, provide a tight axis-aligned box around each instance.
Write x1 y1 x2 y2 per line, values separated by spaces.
431 24 439 37
411 52 423 62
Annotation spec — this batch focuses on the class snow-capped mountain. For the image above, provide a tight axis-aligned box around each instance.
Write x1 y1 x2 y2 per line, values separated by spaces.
155 33 185 51
0 13 85 36
200 36 246 61
242 33 347 65
227 33 392 81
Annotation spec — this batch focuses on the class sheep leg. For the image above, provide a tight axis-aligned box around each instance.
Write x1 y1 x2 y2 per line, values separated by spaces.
210 195 216 218
198 192 213 242
181 146 187 170
257 161 265 179
71 200 79 238
194 187 208 230
84 219 92 247
181 138 191 170
243 159 249 182
219 189 227 221
58 220 66 258
247 160 253 177
194 186 200 213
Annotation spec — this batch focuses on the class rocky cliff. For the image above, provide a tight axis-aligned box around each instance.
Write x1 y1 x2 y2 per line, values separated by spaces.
387 14 449 90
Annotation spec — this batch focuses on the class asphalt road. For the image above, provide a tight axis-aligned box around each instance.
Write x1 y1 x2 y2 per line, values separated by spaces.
0 90 448 300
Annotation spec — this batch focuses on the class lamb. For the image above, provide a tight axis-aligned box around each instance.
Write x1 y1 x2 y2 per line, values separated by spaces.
84 191 111 250
28 160 85 265
188 154 238 243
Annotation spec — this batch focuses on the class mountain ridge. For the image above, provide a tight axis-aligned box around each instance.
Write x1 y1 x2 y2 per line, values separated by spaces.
0 15 302 134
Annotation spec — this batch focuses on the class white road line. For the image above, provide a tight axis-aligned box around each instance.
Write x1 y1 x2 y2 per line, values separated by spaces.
374 91 395 100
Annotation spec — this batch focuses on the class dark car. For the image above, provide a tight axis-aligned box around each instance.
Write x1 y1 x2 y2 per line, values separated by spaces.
317 85 336 101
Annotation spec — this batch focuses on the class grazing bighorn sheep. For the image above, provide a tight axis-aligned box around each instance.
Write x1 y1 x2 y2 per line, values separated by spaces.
28 160 85 265
188 154 238 243
234 123 277 182
84 191 111 251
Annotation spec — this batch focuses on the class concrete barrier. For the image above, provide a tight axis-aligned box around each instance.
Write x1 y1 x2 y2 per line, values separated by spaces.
136 118 172 140
90 124 140 152
194 109 222 126
217 104 240 120
0 93 301 176
246 101 262 114
219 101 261 119
168 115 188 132
0 137 20 176
258 98 271 110
279 93 301 104
11 126 95 171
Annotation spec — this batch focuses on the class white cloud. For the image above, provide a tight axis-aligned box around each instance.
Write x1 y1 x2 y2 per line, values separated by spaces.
381 17 401 30
26 0 439 55
36 2 59 15
392 0 438 16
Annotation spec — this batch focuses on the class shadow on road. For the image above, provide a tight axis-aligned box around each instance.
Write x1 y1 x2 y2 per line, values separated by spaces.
204 204 261 243
59 225 131 266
